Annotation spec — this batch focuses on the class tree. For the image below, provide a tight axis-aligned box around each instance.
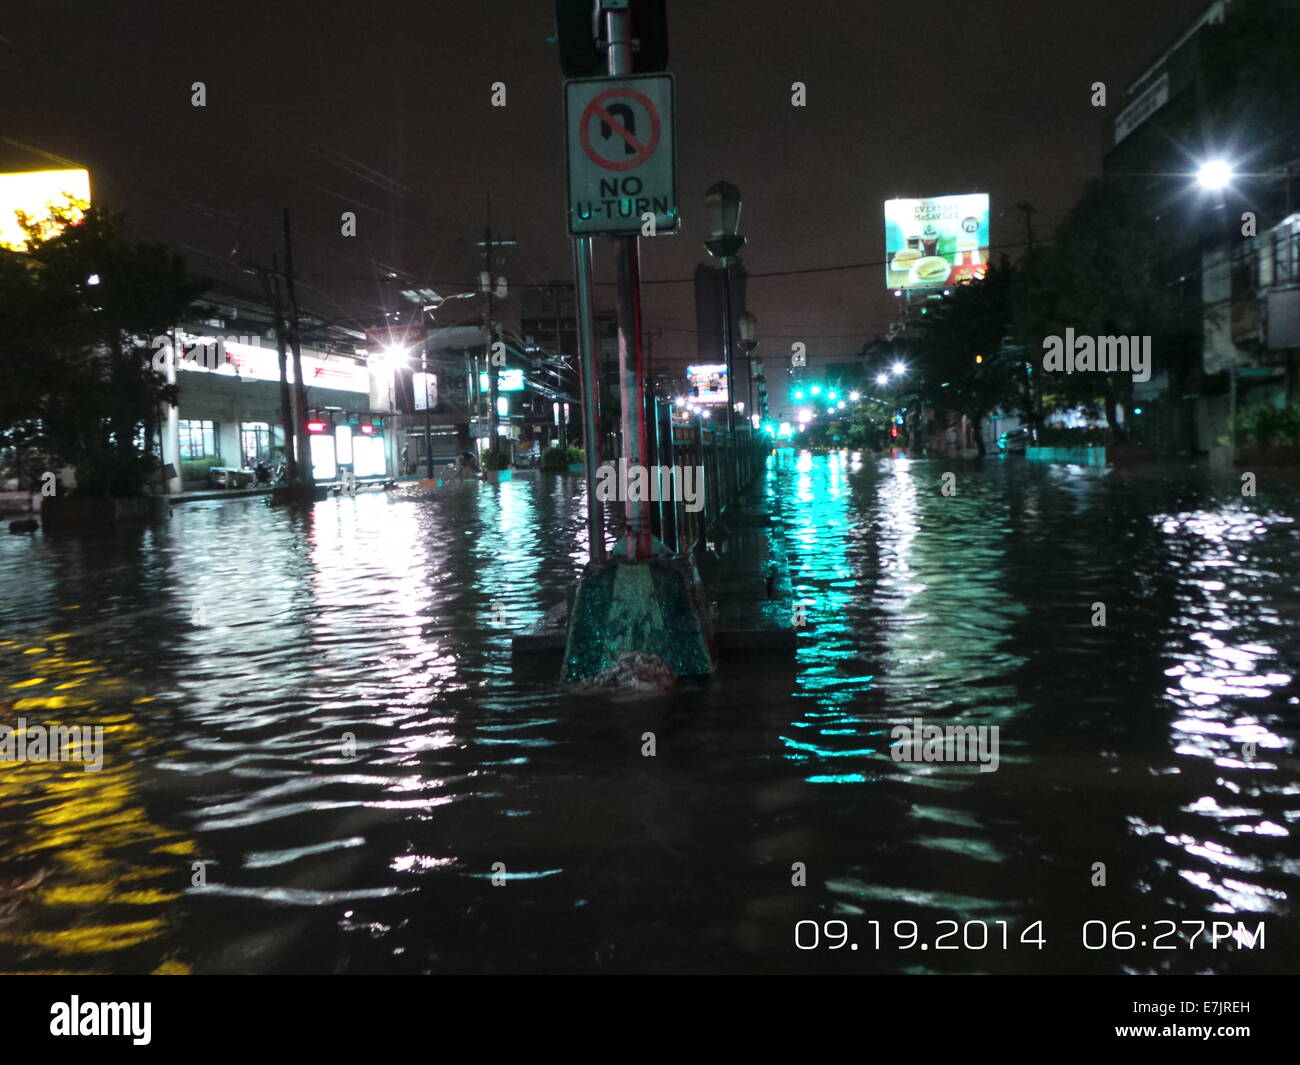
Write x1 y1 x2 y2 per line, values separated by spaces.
911 266 1017 455
1013 181 1165 438
0 206 207 496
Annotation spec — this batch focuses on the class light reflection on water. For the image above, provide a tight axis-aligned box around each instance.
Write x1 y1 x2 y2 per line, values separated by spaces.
0 457 1297 973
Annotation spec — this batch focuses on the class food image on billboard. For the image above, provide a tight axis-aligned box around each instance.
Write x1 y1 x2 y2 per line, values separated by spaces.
686 363 728 405
0 168 92 251
884 193 989 289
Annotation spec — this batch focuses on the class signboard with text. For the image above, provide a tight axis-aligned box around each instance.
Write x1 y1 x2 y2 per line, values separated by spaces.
565 74 677 235
884 193 990 289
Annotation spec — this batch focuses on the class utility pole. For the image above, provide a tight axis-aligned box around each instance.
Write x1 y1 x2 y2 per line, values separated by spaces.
476 220 517 463
282 209 311 488
1013 202 1036 250
484 223 498 461
256 255 298 487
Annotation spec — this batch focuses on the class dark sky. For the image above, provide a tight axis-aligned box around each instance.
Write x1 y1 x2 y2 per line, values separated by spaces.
1 0 1210 371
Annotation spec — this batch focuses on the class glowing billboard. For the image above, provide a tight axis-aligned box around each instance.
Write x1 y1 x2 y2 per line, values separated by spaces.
0 168 91 251
686 363 728 405
478 368 525 392
884 193 989 289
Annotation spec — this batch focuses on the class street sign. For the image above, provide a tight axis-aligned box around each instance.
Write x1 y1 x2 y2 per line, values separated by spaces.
565 73 677 236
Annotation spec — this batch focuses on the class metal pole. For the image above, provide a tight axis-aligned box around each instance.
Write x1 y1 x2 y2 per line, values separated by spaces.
607 4 651 559
484 225 498 461
722 261 736 438
721 259 739 490
422 348 433 478
574 235 605 562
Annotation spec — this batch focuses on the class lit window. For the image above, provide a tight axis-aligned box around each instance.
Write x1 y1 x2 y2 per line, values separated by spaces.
179 419 217 460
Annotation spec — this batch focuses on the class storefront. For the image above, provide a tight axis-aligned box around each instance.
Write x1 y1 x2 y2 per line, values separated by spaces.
162 332 397 491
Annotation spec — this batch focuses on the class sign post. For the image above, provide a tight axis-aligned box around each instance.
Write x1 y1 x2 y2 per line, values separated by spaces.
564 25 676 558
556 1 713 683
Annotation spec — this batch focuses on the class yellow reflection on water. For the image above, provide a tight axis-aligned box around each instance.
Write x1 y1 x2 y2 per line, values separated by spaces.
0 635 194 972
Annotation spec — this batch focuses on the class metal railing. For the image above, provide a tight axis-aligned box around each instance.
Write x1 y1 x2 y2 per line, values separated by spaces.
647 397 766 554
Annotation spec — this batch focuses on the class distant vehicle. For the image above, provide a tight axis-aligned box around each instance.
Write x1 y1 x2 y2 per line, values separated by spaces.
998 427 1031 453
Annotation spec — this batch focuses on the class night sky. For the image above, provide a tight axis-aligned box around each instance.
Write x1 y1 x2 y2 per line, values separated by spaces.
1 0 1210 371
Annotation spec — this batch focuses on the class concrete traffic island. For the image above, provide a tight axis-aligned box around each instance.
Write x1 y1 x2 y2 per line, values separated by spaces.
562 554 715 684
511 496 798 684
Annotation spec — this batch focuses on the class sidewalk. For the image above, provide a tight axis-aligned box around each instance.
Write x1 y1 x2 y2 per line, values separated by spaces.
170 475 422 505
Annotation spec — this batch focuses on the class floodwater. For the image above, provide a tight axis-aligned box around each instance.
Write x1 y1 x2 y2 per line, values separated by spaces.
1 452 1297 974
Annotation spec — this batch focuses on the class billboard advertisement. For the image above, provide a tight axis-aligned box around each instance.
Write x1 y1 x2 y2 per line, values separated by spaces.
884 193 989 289
413 371 437 410
686 363 728 405
0 168 91 251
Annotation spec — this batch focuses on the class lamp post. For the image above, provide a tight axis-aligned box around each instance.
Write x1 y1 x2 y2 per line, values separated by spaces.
420 292 477 476
703 182 746 439
704 182 745 490
1196 158 1237 453
738 311 758 423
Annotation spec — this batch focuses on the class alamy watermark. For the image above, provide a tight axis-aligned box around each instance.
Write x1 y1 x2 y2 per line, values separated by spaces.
150 334 261 373
890 717 999 773
1042 328 1151 383
0 717 104 772
50 996 150 1045
594 459 704 513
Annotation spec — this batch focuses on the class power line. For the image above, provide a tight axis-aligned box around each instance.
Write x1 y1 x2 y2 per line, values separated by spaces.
345 238 1040 291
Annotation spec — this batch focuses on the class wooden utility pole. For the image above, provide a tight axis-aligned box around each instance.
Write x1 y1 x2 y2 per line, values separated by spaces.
256 254 299 486
282 210 311 486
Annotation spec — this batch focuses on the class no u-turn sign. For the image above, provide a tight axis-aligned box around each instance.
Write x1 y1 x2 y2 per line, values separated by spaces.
565 73 677 236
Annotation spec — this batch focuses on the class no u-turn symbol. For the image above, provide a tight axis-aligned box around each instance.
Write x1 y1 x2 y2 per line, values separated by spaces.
580 87 661 171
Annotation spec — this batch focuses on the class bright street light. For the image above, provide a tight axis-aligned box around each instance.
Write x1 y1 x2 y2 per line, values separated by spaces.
875 373 889 386
849 391 860 401
892 361 906 376
1197 159 1233 191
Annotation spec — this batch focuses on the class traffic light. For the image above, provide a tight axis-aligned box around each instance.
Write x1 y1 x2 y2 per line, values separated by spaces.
555 0 601 77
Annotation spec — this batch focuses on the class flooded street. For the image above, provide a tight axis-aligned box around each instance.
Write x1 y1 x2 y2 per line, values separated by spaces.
1 453 1297 974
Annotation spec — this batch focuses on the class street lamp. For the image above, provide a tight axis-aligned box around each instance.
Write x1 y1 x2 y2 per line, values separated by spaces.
1197 159 1234 191
875 373 889 386
892 361 907 376
738 311 758 425
703 182 746 454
